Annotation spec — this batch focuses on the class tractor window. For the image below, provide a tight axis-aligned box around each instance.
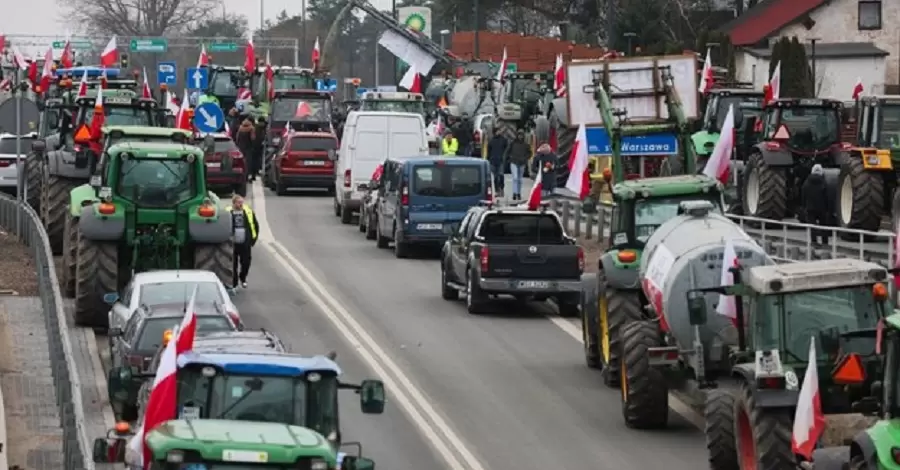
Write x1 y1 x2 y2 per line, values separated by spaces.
634 195 722 242
716 96 763 131
271 98 331 122
776 106 840 150
81 105 154 127
274 74 315 91
504 78 541 104
877 104 900 148
116 158 196 207
360 100 425 114
211 70 239 96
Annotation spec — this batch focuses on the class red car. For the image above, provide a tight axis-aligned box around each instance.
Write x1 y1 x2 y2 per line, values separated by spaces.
203 133 247 196
265 131 338 195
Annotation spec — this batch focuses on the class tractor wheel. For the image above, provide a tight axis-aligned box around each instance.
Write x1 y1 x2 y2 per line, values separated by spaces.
24 151 42 212
741 152 787 220
620 320 668 429
554 124 577 187
580 273 601 369
495 119 517 142
41 168 79 256
62 207 79 298
600 288 644 387
533 116 551 146
705 388 739 470
74 234 118 327
734 381 794 470
340 203 353 224
837 157 883 232
848 454 869 470
193 241 235 288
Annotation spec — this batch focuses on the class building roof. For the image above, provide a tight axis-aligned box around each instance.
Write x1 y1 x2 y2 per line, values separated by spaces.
722 0 828 46
743 42 889 59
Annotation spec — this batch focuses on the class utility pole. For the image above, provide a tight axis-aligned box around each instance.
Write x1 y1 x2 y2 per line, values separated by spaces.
392 0 398 82
607 0 617 51
809 37 820 97
474 0 480 58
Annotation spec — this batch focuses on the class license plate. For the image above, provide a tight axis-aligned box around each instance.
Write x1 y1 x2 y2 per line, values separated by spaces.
223 450 268 463
303 160 326 166
517 280 550 289
207 162 221 169
416 223 442 230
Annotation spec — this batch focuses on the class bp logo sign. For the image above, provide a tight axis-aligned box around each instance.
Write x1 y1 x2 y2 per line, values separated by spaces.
404 12 426 32
398 7 432 38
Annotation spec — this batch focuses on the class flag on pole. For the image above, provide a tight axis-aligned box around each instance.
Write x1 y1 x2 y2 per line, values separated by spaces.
527 166 543 210
141 67 152 99
496 47 508 81
564 124 590 199
791 337 826 460
764 61 781 105
100 36 118 67
399 64 422 93
701 104 735 184
852 77 864 100
312 37 321 70
716 238 739 320
698 48 714 94
554 54 566 97
244 36 256 74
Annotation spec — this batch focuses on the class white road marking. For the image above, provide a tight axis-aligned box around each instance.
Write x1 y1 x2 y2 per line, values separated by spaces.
250 183 487 470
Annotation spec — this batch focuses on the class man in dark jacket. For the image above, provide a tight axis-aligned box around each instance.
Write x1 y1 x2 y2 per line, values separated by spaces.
235 119 256 182
532 143 558 196
801 164 831 245
503 130 532 200
227 108 242 139
486 132 508 196
453 114 474 156
251 117 268 181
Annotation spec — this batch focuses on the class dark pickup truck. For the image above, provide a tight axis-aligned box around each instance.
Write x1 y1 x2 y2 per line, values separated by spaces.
440 203 585 315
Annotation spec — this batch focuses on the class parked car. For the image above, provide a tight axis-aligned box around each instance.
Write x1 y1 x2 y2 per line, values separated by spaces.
200 132 247 196
264 131 338 195
0 133 35 193
105 269 241 329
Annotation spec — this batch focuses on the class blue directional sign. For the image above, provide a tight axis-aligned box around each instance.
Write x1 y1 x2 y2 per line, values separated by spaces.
157 62 177 86
185 67 209 90
316 79 337 92
355 88 369 97
193 103 225 133
585 127 679 156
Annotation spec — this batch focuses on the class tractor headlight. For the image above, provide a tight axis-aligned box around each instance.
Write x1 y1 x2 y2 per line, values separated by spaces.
867 154 879 165
166 450 184 463
310 459 327 470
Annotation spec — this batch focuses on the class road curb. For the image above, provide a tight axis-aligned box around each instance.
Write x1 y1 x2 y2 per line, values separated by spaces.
0 374 7 470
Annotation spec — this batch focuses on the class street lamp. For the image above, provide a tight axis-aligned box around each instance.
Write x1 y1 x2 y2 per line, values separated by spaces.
440 30 450 50
808 37 821 97
623 32 637 55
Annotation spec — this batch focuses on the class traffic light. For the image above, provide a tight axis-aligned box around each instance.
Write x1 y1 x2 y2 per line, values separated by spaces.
120 54 129 69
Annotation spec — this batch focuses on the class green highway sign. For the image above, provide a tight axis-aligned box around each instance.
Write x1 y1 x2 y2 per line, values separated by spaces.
52 40 93 50
208 42 238 52
491 62 518 73
129 38 168 53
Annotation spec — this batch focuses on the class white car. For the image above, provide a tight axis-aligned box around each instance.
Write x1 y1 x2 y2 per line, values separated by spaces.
105 270 242 330
0 133 36 190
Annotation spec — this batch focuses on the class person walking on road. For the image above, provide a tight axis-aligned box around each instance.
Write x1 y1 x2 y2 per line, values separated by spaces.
235 118 256 179
487 131 508 197
252 116 268 181
454 113 474 156
441 132 459 156
503 130 531 200
801 164 832 245
227 195 260 289
532 142 559 197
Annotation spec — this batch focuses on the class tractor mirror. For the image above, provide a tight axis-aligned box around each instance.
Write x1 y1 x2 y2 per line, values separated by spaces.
687 292 708 326
31 140 46 153
359 379 385 414
103 292 119 304
343 456 375 470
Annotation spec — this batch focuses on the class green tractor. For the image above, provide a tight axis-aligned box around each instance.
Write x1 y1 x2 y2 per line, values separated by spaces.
64 141 234 326
691 87 764 166
93 419 376 470
494 71 553 147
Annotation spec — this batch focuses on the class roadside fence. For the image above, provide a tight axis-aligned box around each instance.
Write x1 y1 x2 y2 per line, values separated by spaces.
0 194 90 469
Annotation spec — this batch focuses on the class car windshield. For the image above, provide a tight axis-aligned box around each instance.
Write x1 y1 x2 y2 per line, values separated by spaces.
290 137 337 151
361 100 425 114
271 98 330 122
755 286 880 363
117 158 196 207
274 74 315 91
776 106 839 150
137 316 234 353
176 368 338 437
214 139 238 153
412 165 482 197
139 281 224 308
82 105 154 127
211 70 240 96
0 137 34 154
715 95 763 130
877 104 900 148
477 213 565 244
634 196 722 242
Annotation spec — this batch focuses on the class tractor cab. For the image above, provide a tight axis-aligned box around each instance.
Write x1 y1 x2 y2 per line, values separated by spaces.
37 98 70 138
359 91 426 116
270 89 333 136
101 126 193 156
73 91 160 129
208 65 255 111
693 88 764 158
270 66 319 92
754 98 844 154
496 71 552 131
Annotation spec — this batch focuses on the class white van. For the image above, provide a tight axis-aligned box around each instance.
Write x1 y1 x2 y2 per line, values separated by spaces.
333 111 429 223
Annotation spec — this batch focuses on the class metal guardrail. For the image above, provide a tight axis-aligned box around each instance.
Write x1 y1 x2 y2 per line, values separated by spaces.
0 194 90 469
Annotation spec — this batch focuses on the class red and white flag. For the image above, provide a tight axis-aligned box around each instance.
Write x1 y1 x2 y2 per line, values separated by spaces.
496 47 508 81
765 61 781 105
244 36 256 74
10 46 28 70
791 337 826 460
175 89 192 130
312 37 321 69
716 238 739 319
698 48 714 94
564 123 590 199
76 69 89 98
100 36 118 68
128 288 199 468
100 69 108 89
60 35 74 69
554 54 566 97
399 64 422 93
165 90 179 115
89 82 106 139
197 43 210 68
237 88 252 101
526 165 543 210
0 35 5 57
265 50 275 101
702 104 735 184
141 67 152 99
39 48 53 96
852 77 864 100
0 78 10 92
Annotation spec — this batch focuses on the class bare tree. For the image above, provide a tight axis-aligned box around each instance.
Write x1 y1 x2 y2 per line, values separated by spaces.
496 2 556 36
56 0 218 36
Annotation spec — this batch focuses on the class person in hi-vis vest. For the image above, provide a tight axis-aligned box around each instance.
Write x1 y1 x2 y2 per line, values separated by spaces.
226 195 260 288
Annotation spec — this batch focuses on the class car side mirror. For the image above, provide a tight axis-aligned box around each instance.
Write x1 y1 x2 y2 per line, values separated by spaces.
686 292 708 326
32 140 46 153
359 379 385 414
343 456 376 470
92 438 111 462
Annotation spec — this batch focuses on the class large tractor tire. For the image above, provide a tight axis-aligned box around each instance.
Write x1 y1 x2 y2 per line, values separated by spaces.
194 241 235 288
705 388 739 470
24 151 42 212
495 119 517 142
619 320 668 429
837 157 883 232
61 207 79 298
41 168 80 255
741 152 787 220
533 116 551 146
599 286 644 387
734 381 794 470
551 107 577 187
580 273 601 368
74 234 118 327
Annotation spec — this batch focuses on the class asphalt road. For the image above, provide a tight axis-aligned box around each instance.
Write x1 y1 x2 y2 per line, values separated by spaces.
247 181 708 470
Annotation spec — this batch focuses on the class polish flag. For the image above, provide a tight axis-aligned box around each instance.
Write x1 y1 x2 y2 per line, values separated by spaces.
265 50 275 101
165 90 179 115
0 35 5 56
100 36 118 68
496 47 508 81
554 54 566 97
702 104 735 184
244 37 256 75
141 67 152 99
175 89 192 130
27 60 38 87
100 69 108 89
564 124 590 199
11 46 28 70
60 36 74 69
76 69 89 97
128 288 199 467
89 82 106 139
39 47 53 96
852 77 864 100
197 43 210 68
715 238 739 320
527 165 543 210
764 61 781 105
237 88 252 101
399 64 422 93
0 78 9 92
698 48 714 94
312 37 321 70
791 337 826 460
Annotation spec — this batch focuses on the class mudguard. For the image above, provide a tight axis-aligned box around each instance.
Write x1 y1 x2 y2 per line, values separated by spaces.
849 430 878 468
732 364 799 409
691 130 719 157
47 148 92 179
44 134 61 154
599 251 641 290
754 144 794 167
551 97 569 128
809 446 850 470
79 205 125 241
68 184 98 217
188 210 233 244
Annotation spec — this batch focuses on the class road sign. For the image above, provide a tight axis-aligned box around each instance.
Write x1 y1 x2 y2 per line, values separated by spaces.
157 62 177 86
129 38 168 53
208 42 238 53
490 62 518 73
316 79 337 92
185 67 209 90
52 40 92 50
585 128 678 156
194 103 224 133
